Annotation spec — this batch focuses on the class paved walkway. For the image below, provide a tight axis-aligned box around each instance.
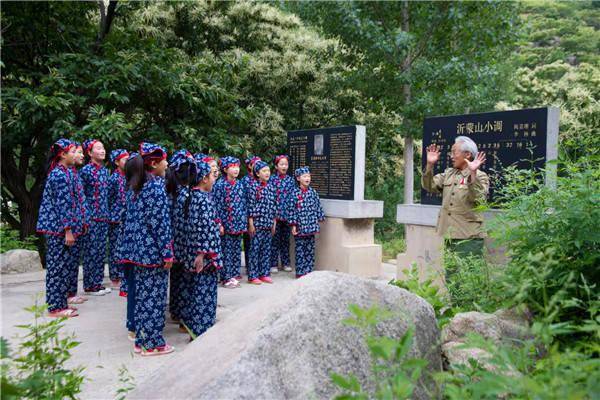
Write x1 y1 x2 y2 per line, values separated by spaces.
1 264 396 399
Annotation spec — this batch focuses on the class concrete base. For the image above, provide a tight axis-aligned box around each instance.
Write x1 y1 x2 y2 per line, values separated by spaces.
310 217 382 278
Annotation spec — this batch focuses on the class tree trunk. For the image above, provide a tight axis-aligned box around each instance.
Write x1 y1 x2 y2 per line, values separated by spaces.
402 0 414 205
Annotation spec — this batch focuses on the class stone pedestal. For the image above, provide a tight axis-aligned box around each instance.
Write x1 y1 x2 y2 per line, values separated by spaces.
395 204 507 288
290 199 384 278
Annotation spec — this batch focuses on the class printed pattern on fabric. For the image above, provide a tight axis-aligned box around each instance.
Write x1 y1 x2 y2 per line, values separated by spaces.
247 181 277 230
83 220 109 289
181 270 218 338
108 170 127 223
270 174 296 221
80 163 110 222
182 189 222 272
171 186 190 262
45 235 74 312
108 223 124 281
286 187 325 236
213 178 247 234
270 221 291 268
220 234 242 282
118 175 174 267
37 165 86 238
295 235 316 276
134 266 169 349
248 229 272 280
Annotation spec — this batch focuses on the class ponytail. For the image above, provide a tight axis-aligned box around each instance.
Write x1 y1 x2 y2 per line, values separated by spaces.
45 143 64 176
125 154 146 194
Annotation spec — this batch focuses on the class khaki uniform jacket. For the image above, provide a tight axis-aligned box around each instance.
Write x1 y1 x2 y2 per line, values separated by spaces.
421 167 490 239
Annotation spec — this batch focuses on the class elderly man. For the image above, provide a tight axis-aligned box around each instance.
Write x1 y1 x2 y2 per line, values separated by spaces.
422 136 489 257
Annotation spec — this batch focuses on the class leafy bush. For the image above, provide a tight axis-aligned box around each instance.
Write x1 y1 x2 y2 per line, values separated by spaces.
1 301 85 399
443 251 508 314
331 304 428 400
488 160 600 330
0 225 38 254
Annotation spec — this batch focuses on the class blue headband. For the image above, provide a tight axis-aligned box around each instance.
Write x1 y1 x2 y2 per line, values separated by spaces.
110 149 129 165
253 160 269 175
195 159 212 182
83 139 99 153
220 156 240 171
294 166 310 178
139 142 167 162
170 149 195 171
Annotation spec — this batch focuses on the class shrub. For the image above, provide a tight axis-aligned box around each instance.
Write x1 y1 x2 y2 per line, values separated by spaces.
0 225 38 254
1 300 85 399
488 160 600 330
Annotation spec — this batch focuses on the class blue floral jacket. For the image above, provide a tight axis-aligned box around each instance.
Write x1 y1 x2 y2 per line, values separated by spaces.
80 163 110 222
213 178 247 235
287 186 325 236
117 175 174 267
36 165 87 238
247 180 277 230
182 189 222 272
108 169 127 224
269 173 296 222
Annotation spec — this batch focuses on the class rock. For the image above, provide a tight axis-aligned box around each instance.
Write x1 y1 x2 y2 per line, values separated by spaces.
130 271 442 400
442 310 531 372
0 249 42 274
442 311 531 346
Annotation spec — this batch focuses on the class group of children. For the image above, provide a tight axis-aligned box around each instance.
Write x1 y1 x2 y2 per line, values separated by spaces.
37 138 324 356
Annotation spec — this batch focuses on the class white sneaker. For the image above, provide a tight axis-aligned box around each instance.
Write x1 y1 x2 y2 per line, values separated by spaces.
100 287 112 295
270 267 279 274
283 266 292 272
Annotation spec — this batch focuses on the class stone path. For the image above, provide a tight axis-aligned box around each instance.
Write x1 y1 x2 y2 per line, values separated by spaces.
1 264 396 399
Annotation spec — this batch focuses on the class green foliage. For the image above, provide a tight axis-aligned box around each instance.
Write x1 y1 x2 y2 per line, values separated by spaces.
114 364 136 400
443 251 508 314
1 300 85 400
436 333 600 400
331 304 427 400
391 266 456 328
377 237 406 262
0 225 38 253
489 160 600 332
498 0 600 162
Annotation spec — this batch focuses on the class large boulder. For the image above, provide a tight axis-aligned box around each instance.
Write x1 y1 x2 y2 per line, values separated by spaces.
0 249 42 274
130 271 442 400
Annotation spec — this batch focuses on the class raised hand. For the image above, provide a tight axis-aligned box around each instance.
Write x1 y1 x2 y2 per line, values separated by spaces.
426 144 441 166
466 151 486 172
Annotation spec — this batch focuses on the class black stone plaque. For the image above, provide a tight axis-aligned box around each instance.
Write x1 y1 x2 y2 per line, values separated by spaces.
421 107 550 205
287 126 357 200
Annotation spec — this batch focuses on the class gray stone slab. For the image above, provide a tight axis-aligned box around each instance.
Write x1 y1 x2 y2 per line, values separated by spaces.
321 199 384 219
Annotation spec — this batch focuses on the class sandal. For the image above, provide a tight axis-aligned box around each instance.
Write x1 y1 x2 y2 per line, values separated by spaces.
223 279 238 289
140 344 175 357
68 296 85 304
48 308 79 318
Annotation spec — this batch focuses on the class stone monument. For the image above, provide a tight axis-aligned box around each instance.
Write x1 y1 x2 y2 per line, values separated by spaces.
288 125 384 277
396 107 559 286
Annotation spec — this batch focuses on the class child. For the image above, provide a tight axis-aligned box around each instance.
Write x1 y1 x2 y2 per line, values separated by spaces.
67 141 89 305
269 154 295 273
241 155 261 274
118 143 175 356
120 152 138 341
247 160 277 285
80 139 111 295
36 139 87 317
108 149 129 291
180 160 222 338
213 156 247 288
166 149 197 323
287 167 325 278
